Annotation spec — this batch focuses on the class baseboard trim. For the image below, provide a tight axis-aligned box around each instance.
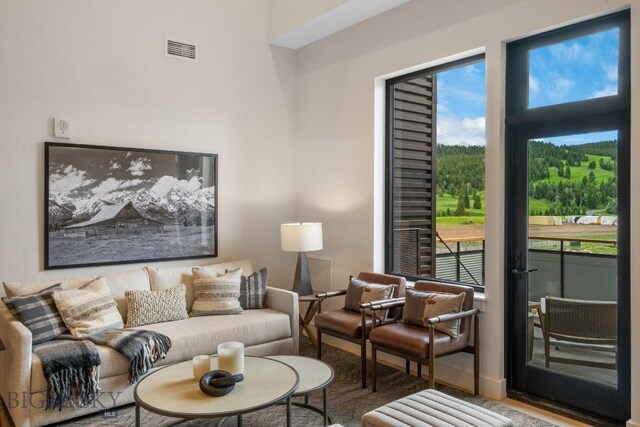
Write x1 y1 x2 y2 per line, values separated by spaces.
626 419 640 427
319 335 506 400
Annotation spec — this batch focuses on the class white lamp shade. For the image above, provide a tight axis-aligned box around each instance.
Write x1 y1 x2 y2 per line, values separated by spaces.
280 223 323 252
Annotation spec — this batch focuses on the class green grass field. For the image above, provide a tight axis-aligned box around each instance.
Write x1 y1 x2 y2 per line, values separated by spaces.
535 154 615 185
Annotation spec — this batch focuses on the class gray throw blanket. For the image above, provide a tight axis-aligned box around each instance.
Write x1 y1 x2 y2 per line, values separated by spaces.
33 329 171 410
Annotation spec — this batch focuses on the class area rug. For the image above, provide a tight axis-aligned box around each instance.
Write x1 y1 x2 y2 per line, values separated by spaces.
54 340 554 426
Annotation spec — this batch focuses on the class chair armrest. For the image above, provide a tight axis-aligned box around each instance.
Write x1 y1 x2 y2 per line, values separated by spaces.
361 297 406 311
264 287 299 355
315 289 347 300
425 308 480 325
0 306 33 427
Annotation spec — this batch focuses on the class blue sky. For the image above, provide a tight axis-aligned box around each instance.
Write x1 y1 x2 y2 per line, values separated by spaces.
435 28 619 147
436 61 486 146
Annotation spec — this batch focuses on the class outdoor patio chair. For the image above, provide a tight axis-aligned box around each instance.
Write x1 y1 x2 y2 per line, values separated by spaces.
542 296 617 370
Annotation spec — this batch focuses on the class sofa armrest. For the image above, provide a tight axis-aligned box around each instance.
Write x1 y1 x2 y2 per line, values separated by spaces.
0 305 33 427
264 287 299 355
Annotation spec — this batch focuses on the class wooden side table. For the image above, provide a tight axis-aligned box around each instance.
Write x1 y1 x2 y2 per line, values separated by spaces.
298 294 321 349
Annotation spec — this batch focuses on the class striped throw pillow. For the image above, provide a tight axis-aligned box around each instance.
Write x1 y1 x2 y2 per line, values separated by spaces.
191 268 243 316
1 284 69 344
230 267 267 310
52 277 124 337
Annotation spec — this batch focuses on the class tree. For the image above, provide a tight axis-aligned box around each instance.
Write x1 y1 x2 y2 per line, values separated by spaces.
557 165 564 177
463 192 470 209
588 171 596 184
454 197 466 216
588 160 596 169
473 193 482 209
565 166 571 179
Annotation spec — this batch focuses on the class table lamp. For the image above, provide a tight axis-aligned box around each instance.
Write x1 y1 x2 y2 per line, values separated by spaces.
280 223 323 295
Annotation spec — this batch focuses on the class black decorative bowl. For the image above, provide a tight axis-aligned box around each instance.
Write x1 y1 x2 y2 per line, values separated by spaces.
199 370 244 397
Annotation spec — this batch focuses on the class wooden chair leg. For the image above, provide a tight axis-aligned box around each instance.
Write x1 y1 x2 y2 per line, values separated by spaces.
417 363 422 378
428 326 435 389
317 330 322 360
371 346 377 393
405 359 410 374
474 314 480 395
361 333 367 388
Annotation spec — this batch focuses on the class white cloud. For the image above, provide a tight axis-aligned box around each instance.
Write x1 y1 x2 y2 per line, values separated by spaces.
91 178 145 198
50 165 96 193
529 75 540 94
592 84 617 98
127 157 152 176
437 116 486 146
547 41 595 65
604 64 618 82
109 160 121 170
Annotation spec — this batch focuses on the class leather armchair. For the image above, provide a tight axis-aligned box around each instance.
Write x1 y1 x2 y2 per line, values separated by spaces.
313 272 406 388
368 280 480 394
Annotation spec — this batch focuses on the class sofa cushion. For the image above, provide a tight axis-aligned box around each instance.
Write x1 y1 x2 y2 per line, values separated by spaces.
30 308 292 392
3 275 96 298
145 259 253 311
3 269 150 322
125 284 188 328
101 269 151 321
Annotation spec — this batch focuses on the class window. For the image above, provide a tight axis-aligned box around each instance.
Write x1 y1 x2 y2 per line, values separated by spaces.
528 28 619 108
385 55 486 289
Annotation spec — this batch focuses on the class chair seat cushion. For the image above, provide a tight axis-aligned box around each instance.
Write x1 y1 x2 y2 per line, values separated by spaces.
362 389 514 427
369 322 464 359
314 309 375 339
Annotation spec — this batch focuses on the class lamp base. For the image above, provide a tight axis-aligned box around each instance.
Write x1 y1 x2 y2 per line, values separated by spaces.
292 252 313 296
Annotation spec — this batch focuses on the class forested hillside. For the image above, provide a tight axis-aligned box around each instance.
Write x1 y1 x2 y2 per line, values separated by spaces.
435 140 618 218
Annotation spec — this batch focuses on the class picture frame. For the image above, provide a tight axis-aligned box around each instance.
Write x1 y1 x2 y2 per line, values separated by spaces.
45 142 218 269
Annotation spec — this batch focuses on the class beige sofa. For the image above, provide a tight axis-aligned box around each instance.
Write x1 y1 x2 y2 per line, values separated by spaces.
0 259 299 427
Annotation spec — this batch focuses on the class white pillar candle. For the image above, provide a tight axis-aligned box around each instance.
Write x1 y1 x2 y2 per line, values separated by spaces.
217 342 244 375
193 355 211 380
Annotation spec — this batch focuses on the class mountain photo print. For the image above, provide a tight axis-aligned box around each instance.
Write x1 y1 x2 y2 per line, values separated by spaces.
45 142 217 269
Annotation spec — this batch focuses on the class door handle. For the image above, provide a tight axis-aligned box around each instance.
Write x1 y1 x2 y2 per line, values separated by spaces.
512 268 539 275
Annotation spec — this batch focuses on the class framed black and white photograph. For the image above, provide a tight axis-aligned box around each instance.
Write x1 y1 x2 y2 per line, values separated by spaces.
45 142 217 269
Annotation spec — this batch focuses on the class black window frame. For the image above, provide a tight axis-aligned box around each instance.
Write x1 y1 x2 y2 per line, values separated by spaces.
385 53 486 292
505 9 631 421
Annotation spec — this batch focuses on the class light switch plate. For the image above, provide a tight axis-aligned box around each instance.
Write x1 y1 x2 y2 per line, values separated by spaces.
54 118 71 139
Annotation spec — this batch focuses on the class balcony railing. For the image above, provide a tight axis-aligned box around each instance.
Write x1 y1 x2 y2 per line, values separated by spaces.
431 235 616 297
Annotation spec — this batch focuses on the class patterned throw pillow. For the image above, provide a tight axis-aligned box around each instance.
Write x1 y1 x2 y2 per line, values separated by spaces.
52 277 124 337
227 267 268 310
402 288 466 338
124 284 188 328
344 276 394 320
1 284 69 344
191 268 243 316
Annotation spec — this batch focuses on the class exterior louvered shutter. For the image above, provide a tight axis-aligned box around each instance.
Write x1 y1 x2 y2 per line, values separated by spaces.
388 75 436 277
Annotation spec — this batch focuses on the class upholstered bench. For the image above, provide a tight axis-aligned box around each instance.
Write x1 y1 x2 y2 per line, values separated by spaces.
362 389 514 427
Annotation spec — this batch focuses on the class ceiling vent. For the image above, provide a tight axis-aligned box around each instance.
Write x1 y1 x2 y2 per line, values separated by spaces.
165 38 197 62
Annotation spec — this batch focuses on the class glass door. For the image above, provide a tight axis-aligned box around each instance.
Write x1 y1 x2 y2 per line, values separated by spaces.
505 11 630 422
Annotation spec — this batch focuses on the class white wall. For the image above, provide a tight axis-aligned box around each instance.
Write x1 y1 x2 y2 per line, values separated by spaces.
0 0 298 288
294 0 639 424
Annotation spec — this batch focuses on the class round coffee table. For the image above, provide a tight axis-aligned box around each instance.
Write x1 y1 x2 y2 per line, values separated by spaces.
134 356 299 427
267 355 335 426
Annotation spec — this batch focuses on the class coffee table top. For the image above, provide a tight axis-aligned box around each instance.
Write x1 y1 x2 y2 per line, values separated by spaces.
134 356 299 419
266 355 334 396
